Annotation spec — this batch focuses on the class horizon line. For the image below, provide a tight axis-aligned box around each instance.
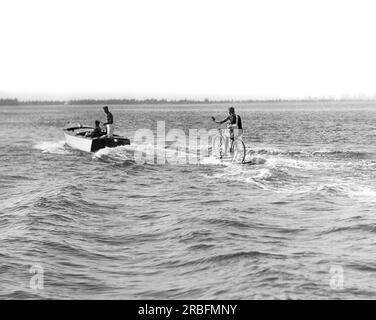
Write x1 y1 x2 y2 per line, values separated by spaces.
2 97 376 105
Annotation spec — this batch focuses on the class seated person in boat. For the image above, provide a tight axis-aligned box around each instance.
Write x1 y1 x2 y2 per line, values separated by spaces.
85 120 103 138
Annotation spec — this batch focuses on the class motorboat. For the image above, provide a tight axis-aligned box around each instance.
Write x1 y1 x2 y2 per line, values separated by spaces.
63 125 130 153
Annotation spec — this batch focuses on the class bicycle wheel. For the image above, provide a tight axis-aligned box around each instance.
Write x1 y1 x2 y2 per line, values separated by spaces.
212 135 226 159
231 139 246 163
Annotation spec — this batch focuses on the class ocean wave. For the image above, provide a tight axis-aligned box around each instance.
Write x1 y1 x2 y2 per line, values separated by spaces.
202 159 294 190
248 147 306 157
204 218 253 229
0 290 43 300
92 146 136 167
312 149 372 159
319 223 376 235
343 185 376 203
205 250 287 263
243 156 267 165
252 168 274 181
156 250 286 270
93 145 133 158
285 182 376 204
247 146 373 159
188 244 215 251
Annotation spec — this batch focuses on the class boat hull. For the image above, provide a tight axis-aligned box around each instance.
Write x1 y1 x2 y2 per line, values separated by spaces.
63 127 130 152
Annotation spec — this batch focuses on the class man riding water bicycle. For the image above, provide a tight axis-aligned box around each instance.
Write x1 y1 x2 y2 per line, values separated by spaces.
212 107 243 153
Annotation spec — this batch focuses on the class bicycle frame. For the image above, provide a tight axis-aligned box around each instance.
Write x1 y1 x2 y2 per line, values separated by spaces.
215 128 246 163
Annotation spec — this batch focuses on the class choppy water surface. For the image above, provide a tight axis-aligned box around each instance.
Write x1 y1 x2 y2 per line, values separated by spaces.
1 101 376 299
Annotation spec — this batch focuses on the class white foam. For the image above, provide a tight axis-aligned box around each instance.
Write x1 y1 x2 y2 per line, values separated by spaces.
274 181 376 203
200 159 275 190
265 156 338 171
249 146 284 155
92 145 133 161
199 156 223 165
345 185 376 203
33 141 68 154
92 147 112 158
93 141 235 166
243 156 267 165
253 168 273 180
93 143 194 164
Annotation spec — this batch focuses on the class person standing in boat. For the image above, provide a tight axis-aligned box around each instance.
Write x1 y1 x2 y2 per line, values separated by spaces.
103 106 114 138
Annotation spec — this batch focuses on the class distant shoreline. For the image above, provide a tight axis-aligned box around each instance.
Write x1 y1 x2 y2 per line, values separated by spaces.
1 98 376 106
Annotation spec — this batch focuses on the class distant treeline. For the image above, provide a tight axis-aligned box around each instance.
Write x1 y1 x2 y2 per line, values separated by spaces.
1 98 249 105
0 99 66 106
1 97 375 106
69 98 213 105
0 99 19 105
1 98 219 106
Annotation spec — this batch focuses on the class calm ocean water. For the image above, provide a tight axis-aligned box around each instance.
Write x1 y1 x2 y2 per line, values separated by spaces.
1 101 376 299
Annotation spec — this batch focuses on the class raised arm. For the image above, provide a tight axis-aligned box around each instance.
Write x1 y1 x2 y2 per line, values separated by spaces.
212 116 229 124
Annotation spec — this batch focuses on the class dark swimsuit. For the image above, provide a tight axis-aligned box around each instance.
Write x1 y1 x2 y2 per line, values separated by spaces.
228 114 243 140
106 112 114 125
229 114 242 129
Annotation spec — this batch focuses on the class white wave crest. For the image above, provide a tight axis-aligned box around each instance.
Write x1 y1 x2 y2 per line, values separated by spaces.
92 145 134 161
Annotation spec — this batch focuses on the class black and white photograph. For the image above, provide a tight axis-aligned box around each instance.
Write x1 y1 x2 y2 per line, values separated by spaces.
1 0 376 304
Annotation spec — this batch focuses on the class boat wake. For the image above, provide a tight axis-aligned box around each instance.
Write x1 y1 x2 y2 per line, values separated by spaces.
34 139 376 204
33 140 70 154
199 144 376 201
92 145 135 164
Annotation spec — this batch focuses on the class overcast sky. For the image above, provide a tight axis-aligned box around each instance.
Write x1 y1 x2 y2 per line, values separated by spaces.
1 0 376 100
